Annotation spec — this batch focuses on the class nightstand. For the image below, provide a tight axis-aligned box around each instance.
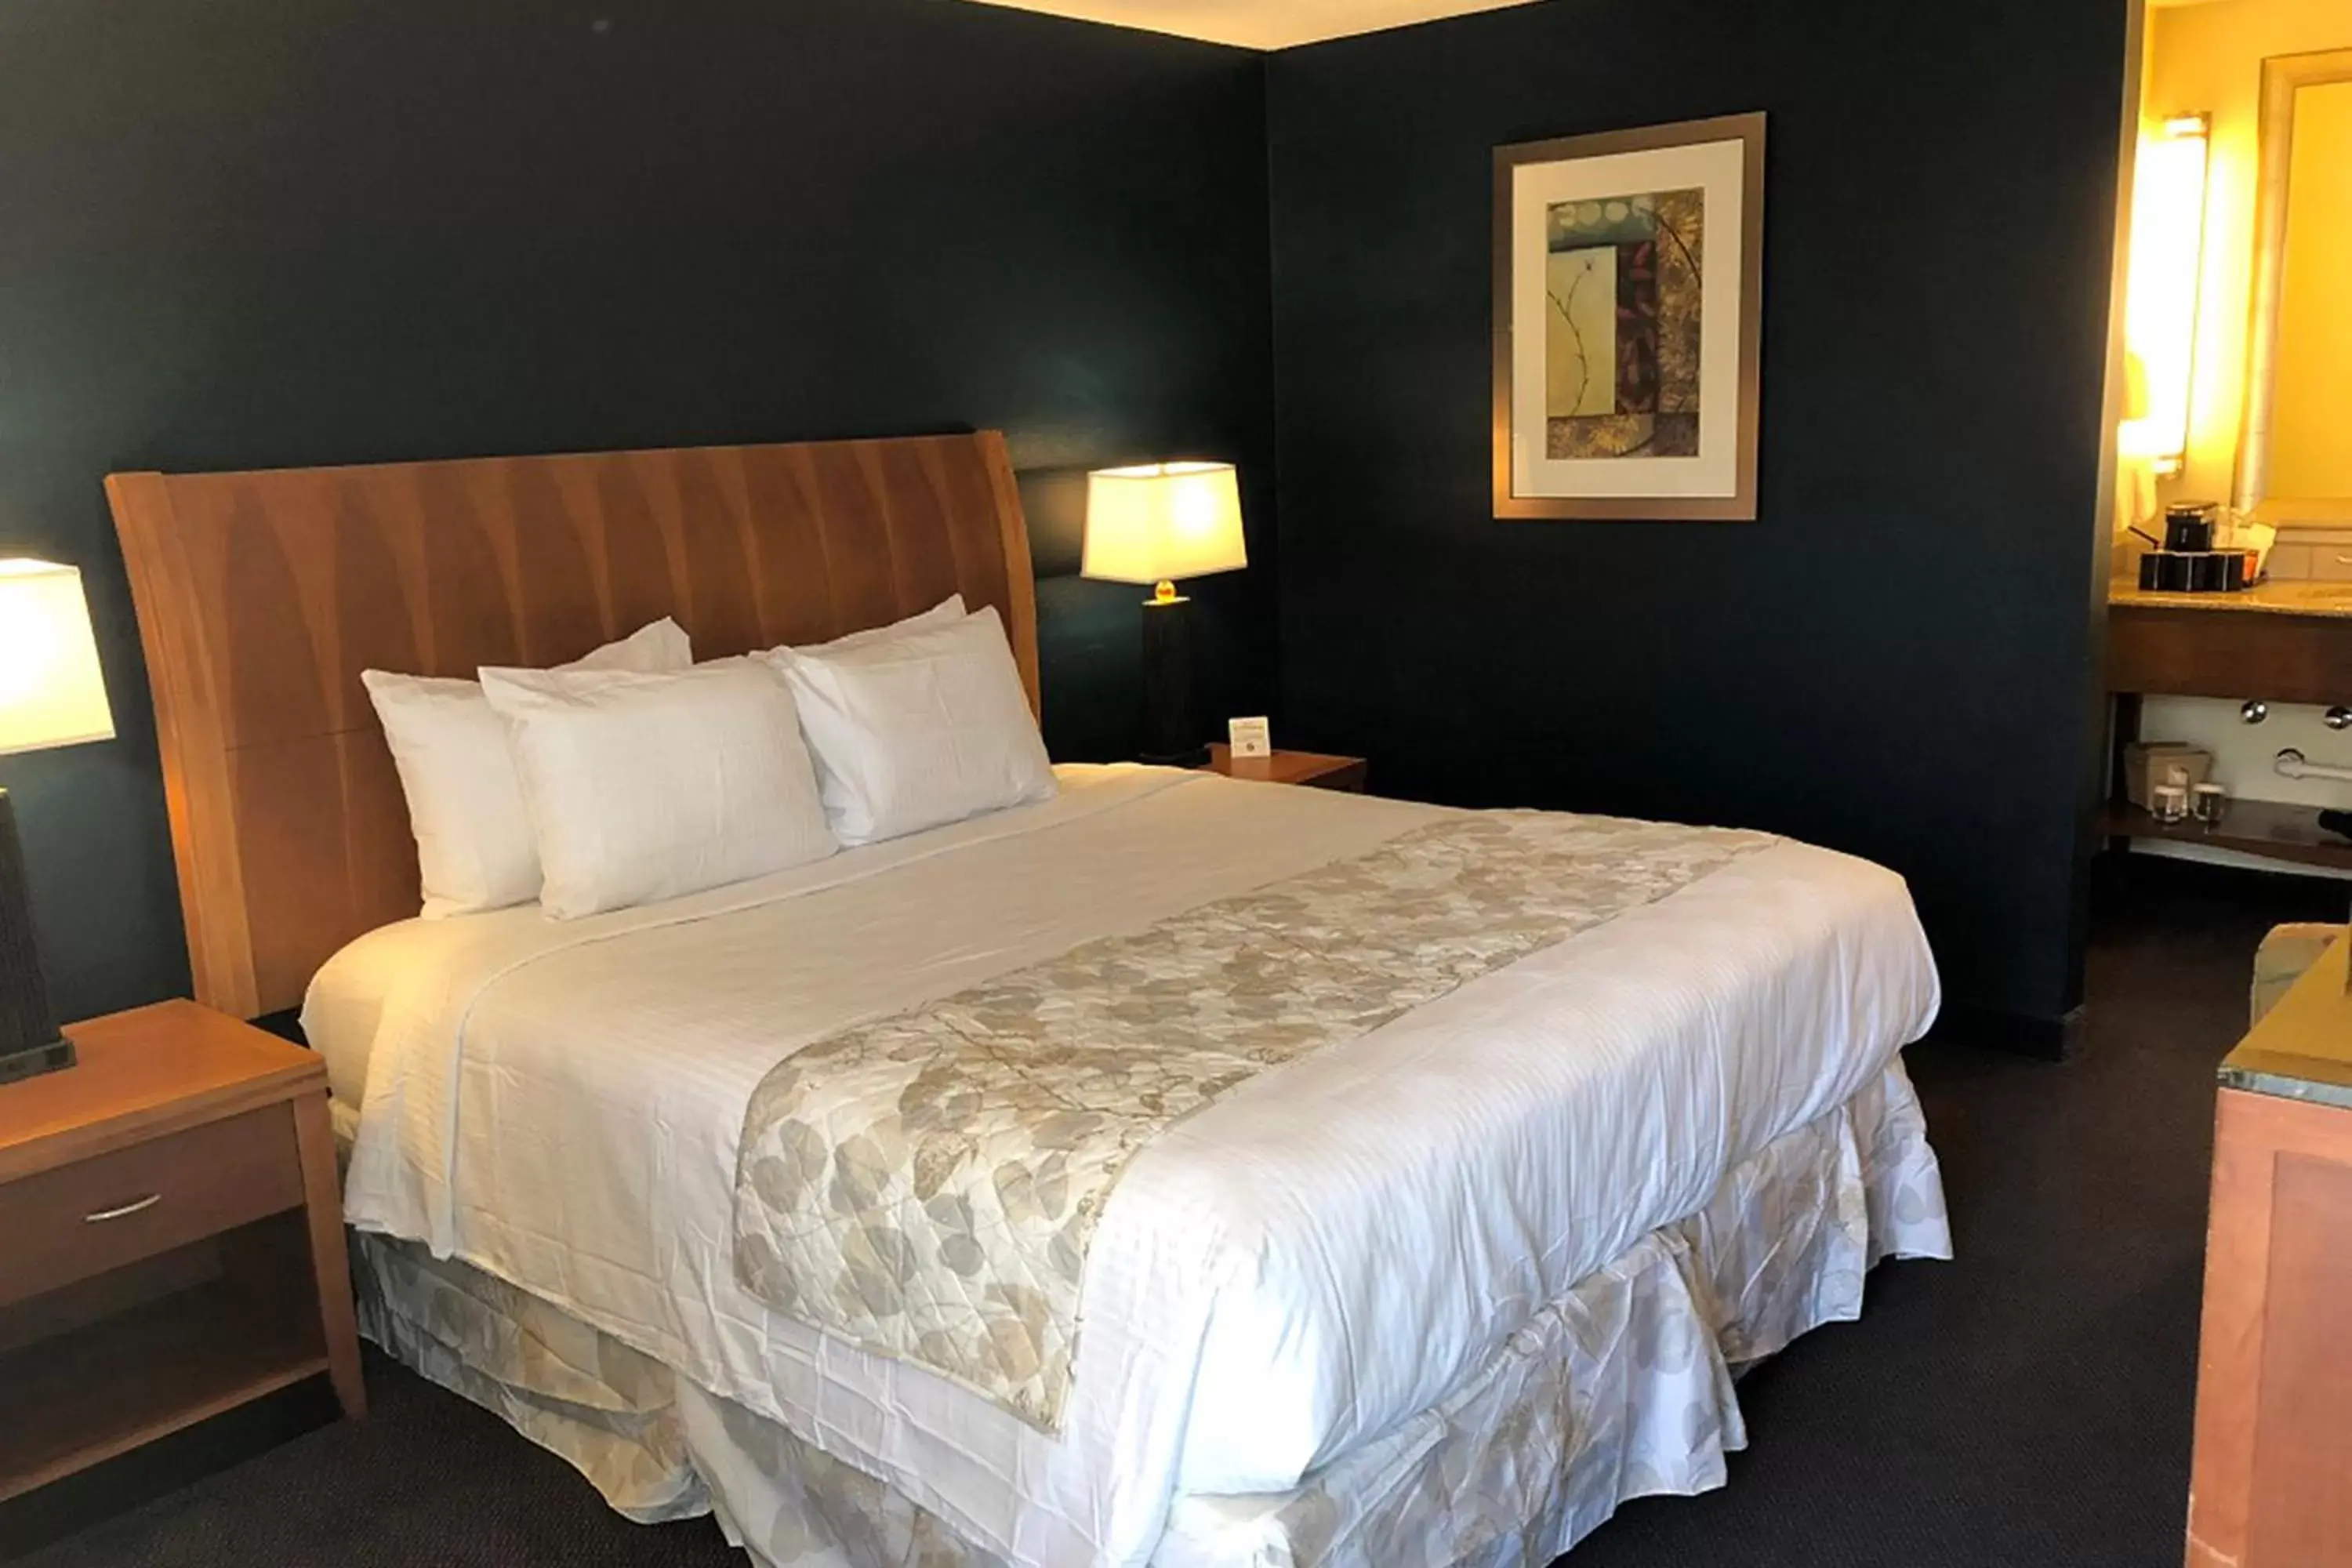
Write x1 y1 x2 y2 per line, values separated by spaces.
0 1000 363 1502
1200 743 1368 793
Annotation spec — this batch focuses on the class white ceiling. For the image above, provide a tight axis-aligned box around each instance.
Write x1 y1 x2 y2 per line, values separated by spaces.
956 0 1548 51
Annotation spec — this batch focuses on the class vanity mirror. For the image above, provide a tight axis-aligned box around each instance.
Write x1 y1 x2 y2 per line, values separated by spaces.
2238 48 2352 526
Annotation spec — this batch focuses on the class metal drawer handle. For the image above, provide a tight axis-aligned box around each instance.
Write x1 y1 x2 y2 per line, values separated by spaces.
84 1193 162 1224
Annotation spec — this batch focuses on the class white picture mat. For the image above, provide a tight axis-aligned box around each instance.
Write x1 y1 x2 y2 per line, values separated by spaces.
1510 137 1747 499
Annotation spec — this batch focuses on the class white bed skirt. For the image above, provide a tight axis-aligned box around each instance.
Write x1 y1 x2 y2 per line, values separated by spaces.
348 1056 1949 1568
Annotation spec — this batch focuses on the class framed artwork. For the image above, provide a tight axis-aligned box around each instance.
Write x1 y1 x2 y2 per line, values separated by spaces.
1492 112 1766 521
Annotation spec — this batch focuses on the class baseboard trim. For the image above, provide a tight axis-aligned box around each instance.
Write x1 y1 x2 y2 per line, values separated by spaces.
1920 1002 2085 1063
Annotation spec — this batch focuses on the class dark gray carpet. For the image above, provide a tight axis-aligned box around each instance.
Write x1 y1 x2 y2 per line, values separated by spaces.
11 855 2334 1567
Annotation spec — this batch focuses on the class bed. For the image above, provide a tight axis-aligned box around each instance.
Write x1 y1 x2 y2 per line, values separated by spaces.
109 432 1950 1568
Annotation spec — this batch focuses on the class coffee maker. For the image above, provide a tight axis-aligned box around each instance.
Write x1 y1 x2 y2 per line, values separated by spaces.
2139 501 2256 593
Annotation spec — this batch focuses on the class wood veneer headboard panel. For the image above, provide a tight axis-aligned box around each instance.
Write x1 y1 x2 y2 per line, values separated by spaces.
107 432 1039 1019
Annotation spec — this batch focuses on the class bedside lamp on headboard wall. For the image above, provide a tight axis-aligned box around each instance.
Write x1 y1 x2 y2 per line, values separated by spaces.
0 559 115 1083
1082 462 1248 767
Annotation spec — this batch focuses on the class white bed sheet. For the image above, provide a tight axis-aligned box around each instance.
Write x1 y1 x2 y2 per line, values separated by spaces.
310 764 1940 1568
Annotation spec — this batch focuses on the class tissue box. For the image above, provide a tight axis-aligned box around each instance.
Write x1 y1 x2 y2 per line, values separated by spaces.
2124 742 2212 809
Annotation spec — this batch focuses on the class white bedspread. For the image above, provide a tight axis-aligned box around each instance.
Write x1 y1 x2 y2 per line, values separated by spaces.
310 765 1940 1567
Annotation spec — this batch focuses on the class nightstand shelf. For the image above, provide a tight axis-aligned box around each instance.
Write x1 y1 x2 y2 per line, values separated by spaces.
0 1254 328 1502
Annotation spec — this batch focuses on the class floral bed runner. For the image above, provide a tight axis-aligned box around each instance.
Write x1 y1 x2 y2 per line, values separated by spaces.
730 811 1777 1430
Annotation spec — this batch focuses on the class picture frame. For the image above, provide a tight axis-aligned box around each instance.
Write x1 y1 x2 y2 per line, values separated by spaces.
1491 112 1766 521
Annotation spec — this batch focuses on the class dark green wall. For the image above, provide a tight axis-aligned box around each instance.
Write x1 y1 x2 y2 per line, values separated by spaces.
2 0 2132 1032
0 0 1276 1022
1265 0 2129 1024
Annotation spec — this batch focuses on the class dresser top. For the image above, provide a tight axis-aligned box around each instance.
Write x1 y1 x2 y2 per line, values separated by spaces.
0 1000 321 1181
2223 937 2352 1112
2111 579 2352 621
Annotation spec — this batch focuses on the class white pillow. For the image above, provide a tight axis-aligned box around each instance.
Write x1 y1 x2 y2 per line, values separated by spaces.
698 595 967 670
768 604 1054 847
479 662 836 919
804 594 966 655
364 619 691 918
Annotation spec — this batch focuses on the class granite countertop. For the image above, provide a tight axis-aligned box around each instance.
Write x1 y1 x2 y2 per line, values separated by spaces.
2111 579 2352 620
2222 934 2352 1111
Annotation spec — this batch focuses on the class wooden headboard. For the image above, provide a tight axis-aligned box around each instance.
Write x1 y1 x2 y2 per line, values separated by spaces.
107 432 1039 1020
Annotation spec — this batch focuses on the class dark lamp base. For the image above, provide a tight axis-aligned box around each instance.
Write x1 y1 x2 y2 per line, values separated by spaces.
1140 593 1206 768
1140 744 1210 768
0 786 71 1083
0 1035 74 1086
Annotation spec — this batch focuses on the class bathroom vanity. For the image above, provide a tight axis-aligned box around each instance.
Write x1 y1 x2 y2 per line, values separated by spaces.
2105 579 2352 869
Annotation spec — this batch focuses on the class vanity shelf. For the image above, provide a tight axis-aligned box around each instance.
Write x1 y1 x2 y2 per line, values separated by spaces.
2096 800 2352 873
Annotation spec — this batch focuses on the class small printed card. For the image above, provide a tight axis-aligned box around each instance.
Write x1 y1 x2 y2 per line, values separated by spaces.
1229 716 1272 758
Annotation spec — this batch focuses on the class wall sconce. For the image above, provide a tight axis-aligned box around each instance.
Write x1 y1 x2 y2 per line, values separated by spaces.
2120 112 2212 477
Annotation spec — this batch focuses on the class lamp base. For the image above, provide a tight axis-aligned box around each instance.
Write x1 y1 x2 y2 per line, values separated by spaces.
0 1035 74 1086
0 786 71 1082
1140 593 1207 768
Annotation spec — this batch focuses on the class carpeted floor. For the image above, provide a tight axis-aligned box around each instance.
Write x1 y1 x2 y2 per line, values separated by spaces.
9 854 2337 1568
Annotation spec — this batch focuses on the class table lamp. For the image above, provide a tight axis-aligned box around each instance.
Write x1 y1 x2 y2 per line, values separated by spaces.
1083 462 1247 767
0 559 115 1084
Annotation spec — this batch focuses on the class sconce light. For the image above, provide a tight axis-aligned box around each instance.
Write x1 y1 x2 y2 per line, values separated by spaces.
2120 112 2212 477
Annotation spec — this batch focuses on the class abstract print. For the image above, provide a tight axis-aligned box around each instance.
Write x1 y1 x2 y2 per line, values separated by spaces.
1545 187 1704 459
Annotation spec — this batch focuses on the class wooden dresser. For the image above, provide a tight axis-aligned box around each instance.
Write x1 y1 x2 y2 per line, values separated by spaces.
2187 935 2352 1566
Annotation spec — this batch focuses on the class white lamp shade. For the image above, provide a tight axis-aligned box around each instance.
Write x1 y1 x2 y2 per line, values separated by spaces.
1082 462 1248 586
0 560 115 757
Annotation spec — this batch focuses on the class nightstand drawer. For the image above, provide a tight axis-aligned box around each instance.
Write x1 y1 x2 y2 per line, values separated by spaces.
0 1103 306 1308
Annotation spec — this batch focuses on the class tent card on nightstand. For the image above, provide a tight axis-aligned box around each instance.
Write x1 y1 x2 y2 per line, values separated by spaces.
1228 717 1272 758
